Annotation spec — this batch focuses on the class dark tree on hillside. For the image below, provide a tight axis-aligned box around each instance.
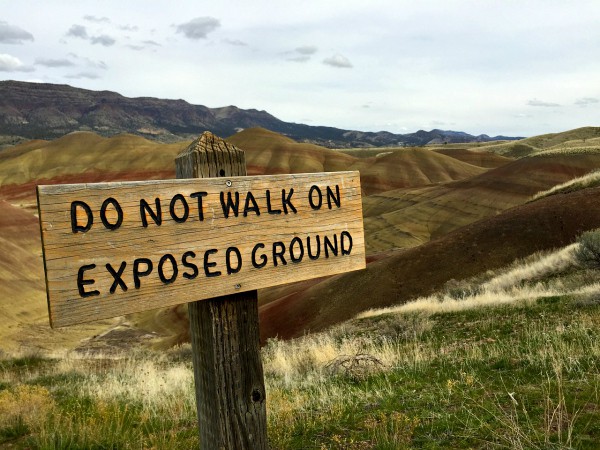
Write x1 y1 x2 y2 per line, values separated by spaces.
575 229 600 269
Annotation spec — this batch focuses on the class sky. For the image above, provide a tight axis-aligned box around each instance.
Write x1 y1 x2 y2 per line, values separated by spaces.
1 0 599 138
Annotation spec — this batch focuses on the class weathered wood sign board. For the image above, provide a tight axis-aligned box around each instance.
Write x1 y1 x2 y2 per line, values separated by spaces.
37 171 365 328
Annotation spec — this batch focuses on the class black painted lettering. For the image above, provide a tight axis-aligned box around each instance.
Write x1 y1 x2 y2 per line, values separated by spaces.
324 234 339 258
289 237 304 263
243 191 261 217
100 198 123 230
220 191 240 218
251 243 267 269
77 264 99 297
226 247 242 274
308 185 322 210
71 201 93 233
133 258 153 289
140 198 162 227
204 249 221 277
341 231 353 255
106 261 128 293
272 241 287 267
266 190 281 215
182 251 199 279
190 192 207 221
169 194 189 223
326 185 341 209
158 254 178 284
281 188 297 214
307 235 321 260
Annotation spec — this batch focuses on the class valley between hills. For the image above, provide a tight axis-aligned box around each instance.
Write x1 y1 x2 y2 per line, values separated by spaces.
1 125 600 352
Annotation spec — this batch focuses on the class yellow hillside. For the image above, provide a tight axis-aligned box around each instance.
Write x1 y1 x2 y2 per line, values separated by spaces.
228 128 487 195
475 126 600 157
0 132 187 188
3 125 600 352
363 151 600 252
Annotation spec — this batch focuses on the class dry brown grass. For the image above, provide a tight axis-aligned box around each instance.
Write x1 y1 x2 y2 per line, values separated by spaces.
356 243 588 320
531 170 600 201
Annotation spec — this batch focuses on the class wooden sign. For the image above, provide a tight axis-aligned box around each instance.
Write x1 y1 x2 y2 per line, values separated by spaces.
37 171 365 327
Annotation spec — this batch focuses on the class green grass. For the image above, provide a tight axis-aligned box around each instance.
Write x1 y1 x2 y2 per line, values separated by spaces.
2 263 600 448
265 295 600 448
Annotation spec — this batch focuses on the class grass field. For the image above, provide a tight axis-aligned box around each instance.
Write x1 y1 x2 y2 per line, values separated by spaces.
2 244 600 449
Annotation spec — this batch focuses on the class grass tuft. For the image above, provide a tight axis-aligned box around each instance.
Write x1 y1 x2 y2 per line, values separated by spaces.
531 170 600 202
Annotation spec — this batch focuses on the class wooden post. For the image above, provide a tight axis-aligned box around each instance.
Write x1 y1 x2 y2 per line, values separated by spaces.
175 132 268 449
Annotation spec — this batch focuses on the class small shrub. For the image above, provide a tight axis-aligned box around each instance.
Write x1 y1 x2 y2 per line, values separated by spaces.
575 230 600 269
325 353 385 381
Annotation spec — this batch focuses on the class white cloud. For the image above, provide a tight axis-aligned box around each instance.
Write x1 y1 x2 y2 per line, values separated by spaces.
527 98 561 107
0 54 34 72
0 21 34 44
90 34 116 46
175 17 220 40
222 38 247 46
85 58 107 69
65 71 101 79
323 54 353 68
285 45 318 62
35 58 75 68
295 45 317 55
83 15 110 24
119 24 139 32
67 54 108 69
575 97 599 107
67 24 88 39
126 40 161 51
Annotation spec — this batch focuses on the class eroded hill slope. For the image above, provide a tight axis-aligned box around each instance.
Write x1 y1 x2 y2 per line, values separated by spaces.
259 186 600 340
1 126 597 351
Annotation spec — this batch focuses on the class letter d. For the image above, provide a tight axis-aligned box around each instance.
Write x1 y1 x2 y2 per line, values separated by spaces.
71 201 93 233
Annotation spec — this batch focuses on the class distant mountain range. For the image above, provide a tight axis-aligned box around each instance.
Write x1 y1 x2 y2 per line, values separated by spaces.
0 80 522 147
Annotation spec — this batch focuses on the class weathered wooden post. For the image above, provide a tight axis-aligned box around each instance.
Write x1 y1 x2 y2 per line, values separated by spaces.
175 132 267 448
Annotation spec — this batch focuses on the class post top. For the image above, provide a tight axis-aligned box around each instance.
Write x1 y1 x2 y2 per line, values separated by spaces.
175 131 246 179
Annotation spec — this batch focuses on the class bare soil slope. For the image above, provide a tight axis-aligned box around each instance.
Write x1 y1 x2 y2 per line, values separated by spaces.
0 127 596 351
227 128 487 195
363 153 600 251
259 186 600 340
431 147 513 168
1 128 486 202
0 201 114 353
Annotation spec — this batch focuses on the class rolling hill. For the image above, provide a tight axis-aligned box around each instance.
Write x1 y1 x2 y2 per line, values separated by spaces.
0 128 488 202
227 128 487 195
0 200 116 353
259 186 600 340
1 126 600 351
362 150 600 251
474 126 600 157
